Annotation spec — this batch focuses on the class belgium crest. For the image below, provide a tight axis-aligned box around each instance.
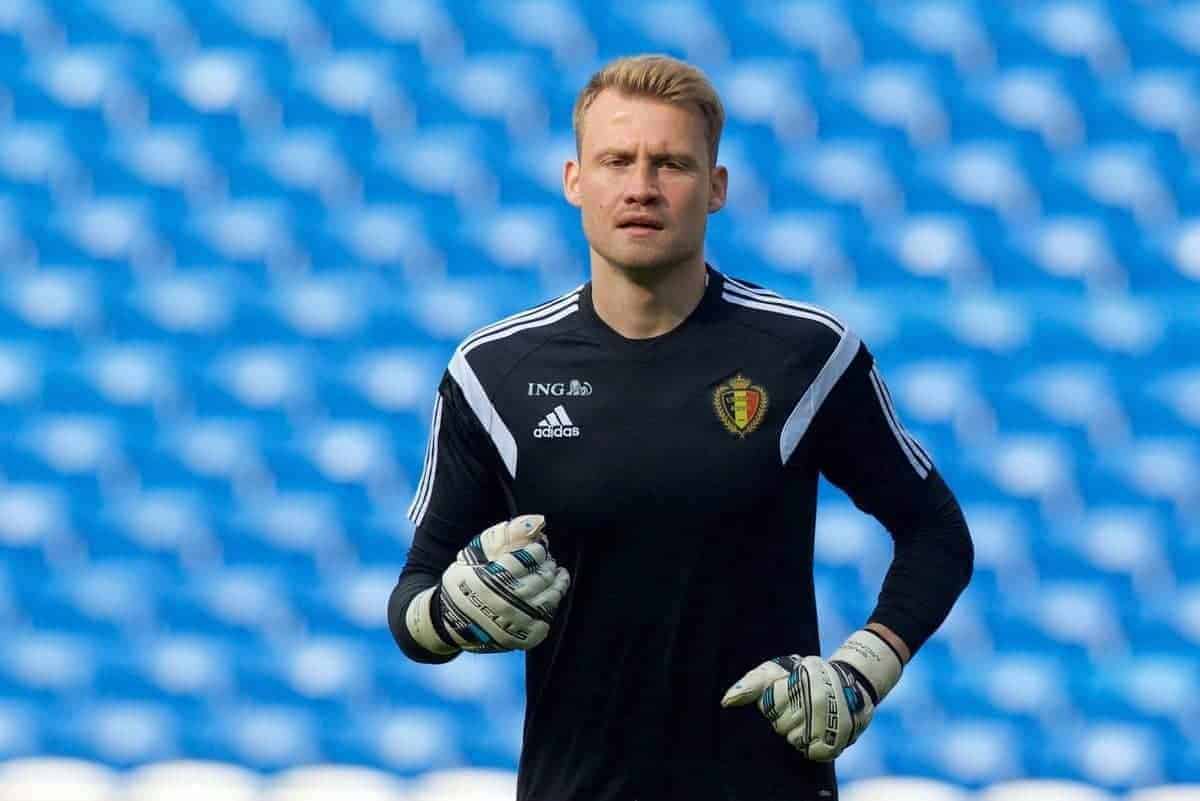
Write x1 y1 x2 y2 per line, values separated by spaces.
713 374 769 437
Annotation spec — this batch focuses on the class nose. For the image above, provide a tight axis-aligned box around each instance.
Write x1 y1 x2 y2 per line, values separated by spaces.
623 161 661 205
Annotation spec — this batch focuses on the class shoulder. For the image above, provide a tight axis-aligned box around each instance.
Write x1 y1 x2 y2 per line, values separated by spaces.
715 272 857 362
447 284 586 391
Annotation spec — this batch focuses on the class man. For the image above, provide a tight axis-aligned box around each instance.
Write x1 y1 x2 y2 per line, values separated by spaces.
388 54 973 801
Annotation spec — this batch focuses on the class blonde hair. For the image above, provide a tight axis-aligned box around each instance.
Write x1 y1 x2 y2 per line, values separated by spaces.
572 54 725 166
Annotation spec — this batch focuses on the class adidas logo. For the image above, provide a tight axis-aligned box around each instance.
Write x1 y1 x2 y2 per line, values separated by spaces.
533 405 581 439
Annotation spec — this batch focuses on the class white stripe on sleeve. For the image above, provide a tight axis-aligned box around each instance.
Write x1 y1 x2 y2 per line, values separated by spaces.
868 365 931 478
407 393 444 525
779 329 862 464
449 349 518 478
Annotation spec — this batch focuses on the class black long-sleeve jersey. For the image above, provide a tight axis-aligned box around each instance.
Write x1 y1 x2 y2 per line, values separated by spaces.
389 266 973 801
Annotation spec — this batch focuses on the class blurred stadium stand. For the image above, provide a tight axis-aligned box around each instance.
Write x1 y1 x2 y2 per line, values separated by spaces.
0 0 1197 797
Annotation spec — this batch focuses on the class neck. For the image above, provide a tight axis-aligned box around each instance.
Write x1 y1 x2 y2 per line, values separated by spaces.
590 256 708 340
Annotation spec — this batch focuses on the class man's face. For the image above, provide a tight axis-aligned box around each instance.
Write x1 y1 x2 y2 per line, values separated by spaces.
564 89 727 275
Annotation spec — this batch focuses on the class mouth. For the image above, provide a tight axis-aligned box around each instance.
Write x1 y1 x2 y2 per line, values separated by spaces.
617 220 665 232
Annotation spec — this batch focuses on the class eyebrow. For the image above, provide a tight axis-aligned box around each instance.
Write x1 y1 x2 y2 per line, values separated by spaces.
594 148 700 167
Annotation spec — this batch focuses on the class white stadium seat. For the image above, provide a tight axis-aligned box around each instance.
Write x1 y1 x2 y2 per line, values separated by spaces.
123 760 263 801
977 779 1116 801
260 764 408 801
408 768 518 801
1127 787 1200 801
842 776 971 801
0 757 118 801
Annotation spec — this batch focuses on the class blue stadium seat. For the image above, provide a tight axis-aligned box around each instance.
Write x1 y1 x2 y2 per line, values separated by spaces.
54 197 165 270
287 52 413 136
1111 70 1200 154
346 0 461 63
959 503 1039 593
1067 721 1168 790
199 704 323 769
304 566 400 638
88 489 220 569
0 700 41 760
118 271 239 344
81 0 194 52
923 142 1041 225
22 47 138 142
152 418 268 499
191 345 315 434
1088 653 1200 734
602 0 730 67
475 1 597 87
430 53 552 139
781 140 902 223
842 64 951 149
714 59 816 144
0 632 97 703
0 125 84 211
880 2 996 77
106 127 224 204
218 493 354 576
328 204 447 281
95 633 236 715
78 344 179 423
740 2 861 75
1131 368 1195 437
7 414 129 509
0 269 100 349
1100 437 1200 519
1019 2 1129 77
0 342 42 421
53 700 180 767
335 704 463 775
226 637 362 716
211 0 329 56
245 130 360 208
924 718 1028 786
971 68 1086 151
160 567 297 640
1162 219 1200 285
33 562 162 638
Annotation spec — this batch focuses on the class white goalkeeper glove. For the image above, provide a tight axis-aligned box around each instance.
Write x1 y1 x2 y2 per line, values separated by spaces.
405 514 570 655
720 628 904 761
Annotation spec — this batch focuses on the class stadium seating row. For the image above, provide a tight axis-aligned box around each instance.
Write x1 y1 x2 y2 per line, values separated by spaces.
1 758 1199 801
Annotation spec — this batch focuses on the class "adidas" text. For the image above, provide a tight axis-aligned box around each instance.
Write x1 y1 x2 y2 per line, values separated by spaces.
534 405 581 439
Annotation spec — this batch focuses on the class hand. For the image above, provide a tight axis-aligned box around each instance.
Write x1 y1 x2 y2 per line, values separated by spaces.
406 514 571 655
720 629 903 761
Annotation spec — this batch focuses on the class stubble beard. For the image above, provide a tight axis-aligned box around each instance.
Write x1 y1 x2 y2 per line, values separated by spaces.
590 226 705 287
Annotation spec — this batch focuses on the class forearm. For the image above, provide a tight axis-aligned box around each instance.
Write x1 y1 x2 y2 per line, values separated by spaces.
868 471 974 655
864 622 911 665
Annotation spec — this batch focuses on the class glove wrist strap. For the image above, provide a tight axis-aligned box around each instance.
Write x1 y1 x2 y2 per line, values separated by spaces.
831 628 903 705
405 587 460 656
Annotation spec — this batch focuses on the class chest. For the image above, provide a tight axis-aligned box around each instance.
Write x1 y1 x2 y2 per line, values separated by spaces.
500 350 813 525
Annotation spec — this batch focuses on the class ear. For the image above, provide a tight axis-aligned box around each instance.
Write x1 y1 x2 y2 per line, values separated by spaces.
563 159 582 208
708 164 728 213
